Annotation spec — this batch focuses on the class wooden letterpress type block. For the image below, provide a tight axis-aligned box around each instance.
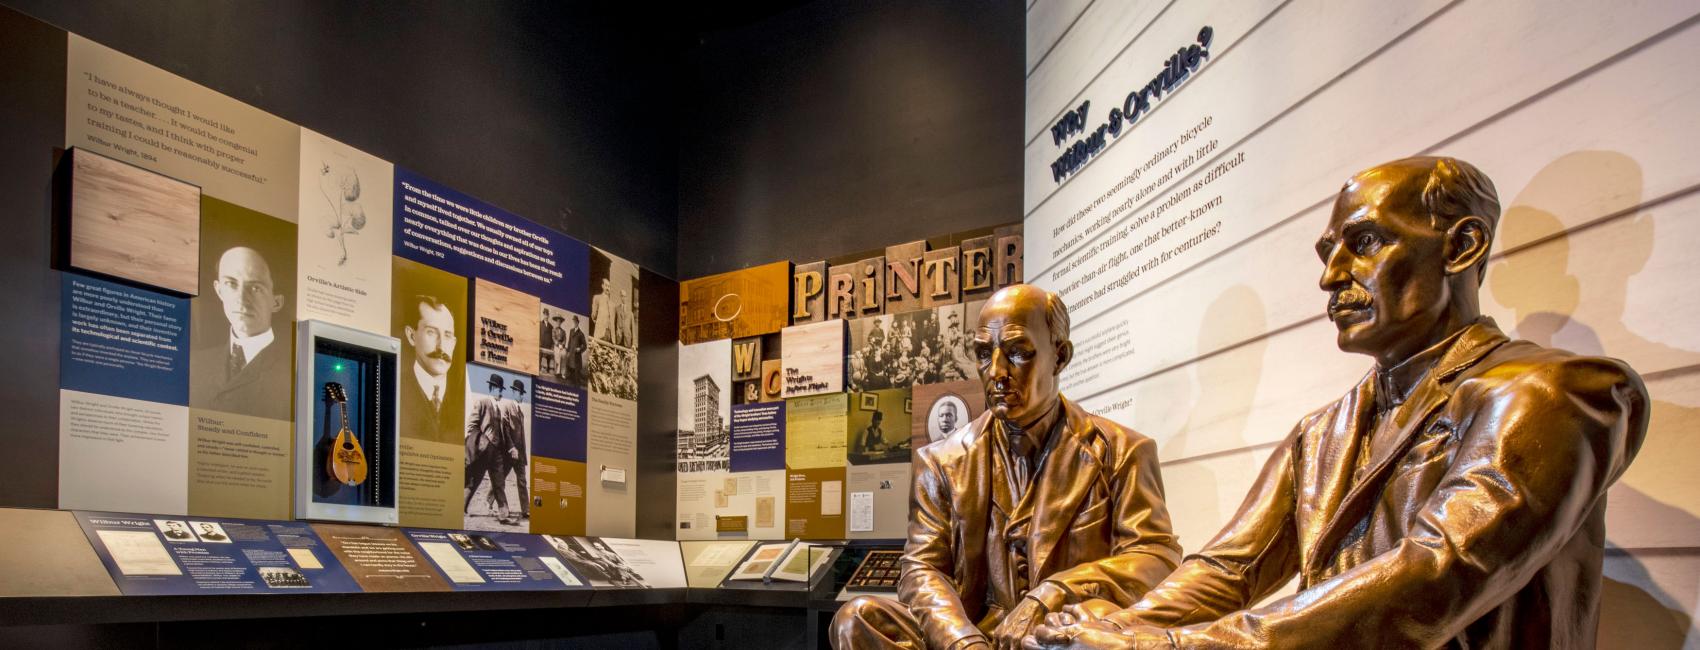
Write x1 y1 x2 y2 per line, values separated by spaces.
760 359 784 402
959 235 995 302
731 336 762 382
920 246 961 308
884 241 926 314
994 224 1024 288
792 261 826 324
827 263 857 320
855 256 885 317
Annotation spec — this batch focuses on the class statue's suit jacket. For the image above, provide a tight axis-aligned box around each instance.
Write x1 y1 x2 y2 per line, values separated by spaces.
904 397 1183 648
1111 319 1649 648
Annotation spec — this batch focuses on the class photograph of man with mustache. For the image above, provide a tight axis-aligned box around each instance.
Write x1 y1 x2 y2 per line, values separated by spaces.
400 294 465 445
1028 157 1649 649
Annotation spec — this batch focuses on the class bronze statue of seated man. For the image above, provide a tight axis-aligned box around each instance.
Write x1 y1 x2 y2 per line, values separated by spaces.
1028 157 1648 650
833 284 1183 650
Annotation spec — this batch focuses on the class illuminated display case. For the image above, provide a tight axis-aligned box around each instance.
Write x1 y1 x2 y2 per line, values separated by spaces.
295 320 400 525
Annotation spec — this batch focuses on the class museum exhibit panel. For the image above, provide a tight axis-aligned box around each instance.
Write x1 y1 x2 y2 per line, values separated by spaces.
0 0 1696 648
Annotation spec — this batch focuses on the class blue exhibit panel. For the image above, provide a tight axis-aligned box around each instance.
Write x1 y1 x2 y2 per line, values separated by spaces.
74 511 360 595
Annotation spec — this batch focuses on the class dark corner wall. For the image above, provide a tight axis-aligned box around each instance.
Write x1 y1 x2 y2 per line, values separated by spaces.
4 0 680 274
678 0 1026 278
0 1 683 519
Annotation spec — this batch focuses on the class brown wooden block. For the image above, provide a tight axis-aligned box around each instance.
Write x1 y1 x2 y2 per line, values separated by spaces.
994 224 1024 288
679 261 792 344
855 255 885 317
827 263 857 320
920 246 961 308
760 359 785 402
792 261 826 324
884 240 927 314
731 336 763 382
960 235 995 302
472 278 541 374
68 148 202 295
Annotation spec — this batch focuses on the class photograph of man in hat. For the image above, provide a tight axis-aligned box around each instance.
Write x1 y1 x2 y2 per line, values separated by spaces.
465 371 519 526
488 378 530 526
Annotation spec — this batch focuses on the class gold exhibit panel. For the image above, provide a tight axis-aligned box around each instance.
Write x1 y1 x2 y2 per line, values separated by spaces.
846 388 912 466
530 457 587 536
295 130 393 333
312 523 450 592
187 409 290 520
65 34 301 221
785 466 847 540
679 260 791 344
189 196 296 422
391 258 469 528
471 278 541 375
397 438 463 530
784 393 848 471
65 148 201 295
586 392 637 537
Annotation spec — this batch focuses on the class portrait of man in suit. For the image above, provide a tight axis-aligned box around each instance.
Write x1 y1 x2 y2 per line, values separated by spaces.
191 246 291 420
400 294 464 445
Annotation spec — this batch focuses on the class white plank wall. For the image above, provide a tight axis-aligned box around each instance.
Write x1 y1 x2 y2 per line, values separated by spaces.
1026 1 1700 645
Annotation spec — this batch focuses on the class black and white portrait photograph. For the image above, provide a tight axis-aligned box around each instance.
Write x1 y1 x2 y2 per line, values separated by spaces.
539 304 590 388
448 533 477 551
847 304 977 392
155 519 196 542
189 521 231 544
589 247 639 351
190 199 297 421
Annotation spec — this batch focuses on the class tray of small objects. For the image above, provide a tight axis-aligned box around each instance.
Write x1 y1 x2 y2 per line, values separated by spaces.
844 550 904 593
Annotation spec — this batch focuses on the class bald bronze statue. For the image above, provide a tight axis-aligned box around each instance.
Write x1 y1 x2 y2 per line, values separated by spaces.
832 284 1182 650
1028 157 1649 649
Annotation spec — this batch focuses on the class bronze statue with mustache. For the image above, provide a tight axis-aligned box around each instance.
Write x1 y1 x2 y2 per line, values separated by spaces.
832 284 1183 650
1026 157 1649 649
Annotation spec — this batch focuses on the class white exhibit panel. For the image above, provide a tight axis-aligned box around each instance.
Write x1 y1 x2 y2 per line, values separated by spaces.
1028 0 1700 645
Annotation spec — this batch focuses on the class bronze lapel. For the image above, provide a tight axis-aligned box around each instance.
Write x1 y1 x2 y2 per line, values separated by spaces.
1295 375 1376 575
1027 400 1105 580
1302 322 1508 575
